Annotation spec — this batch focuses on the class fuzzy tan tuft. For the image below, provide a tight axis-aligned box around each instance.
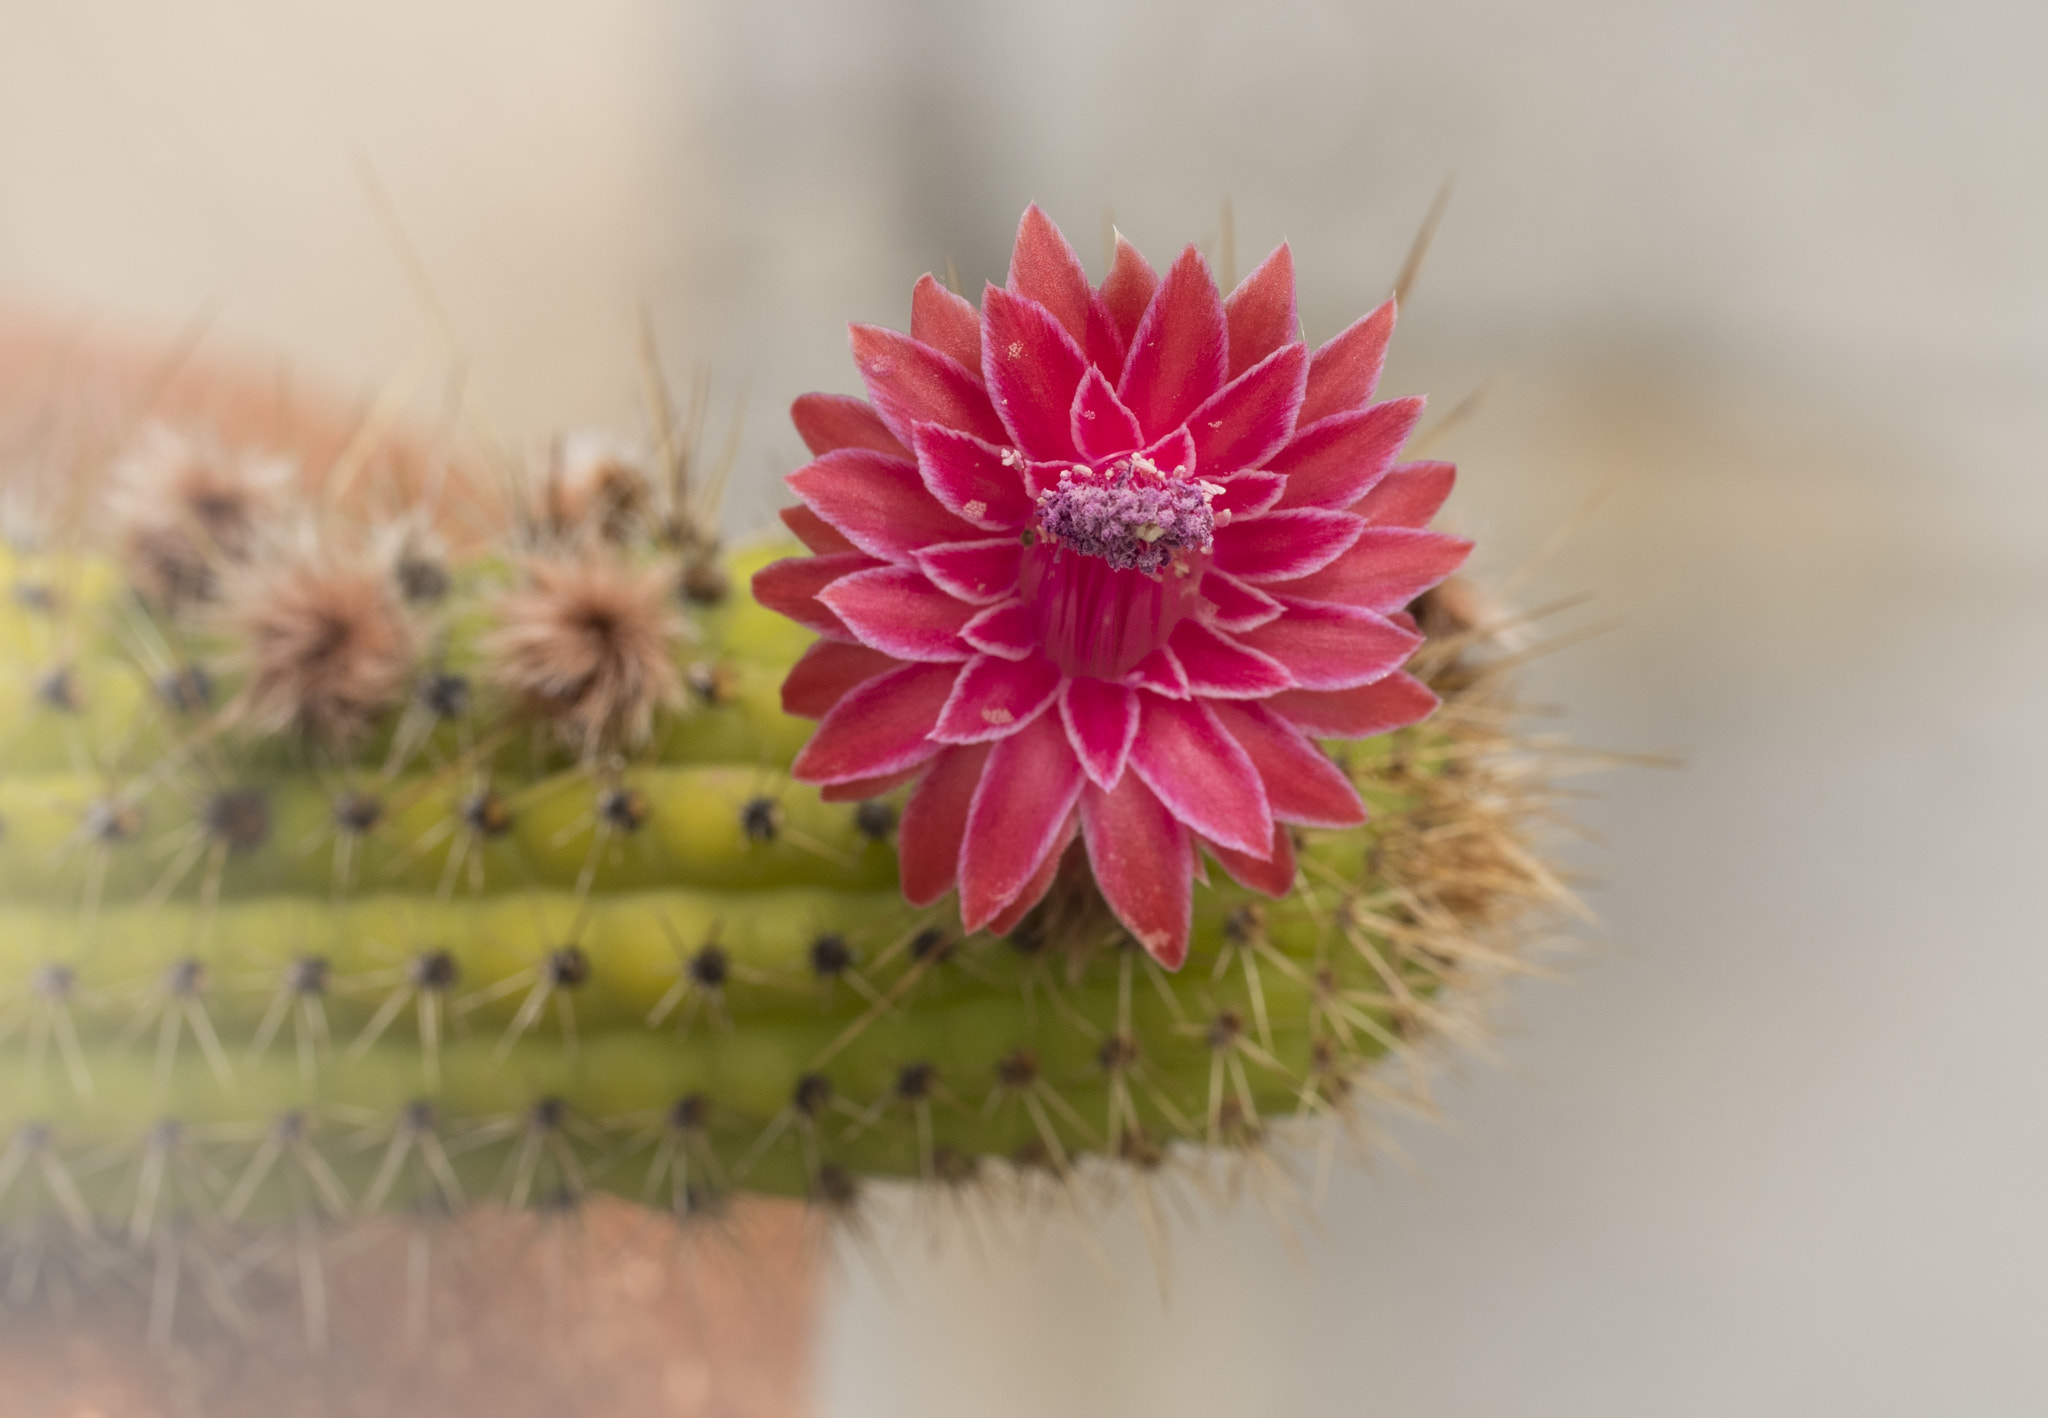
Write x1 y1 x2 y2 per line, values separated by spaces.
106 424 291 608
222 553 417 747
484 555 690 754
535 431 655 546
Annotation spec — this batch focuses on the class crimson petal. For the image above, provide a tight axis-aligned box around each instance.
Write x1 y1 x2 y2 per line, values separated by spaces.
1127 694 1272 858
982 286 1089 461
820 768 921 803
1204 823 1297 898
1099 231 1160 349
1354 460 1457 529
1117 245 1227 443
791 393 909 459
985 816 1077 936
1298 298 1395 426
1272 397 1424 510
1210 700 1366 827
1080 776 1194 968
916 537 1024 605
1267 673 1439 738
911 274 983 377
1059 675 1139 791
1212 471 1287 522
1267 527 1472 613
819 566 975 662
850 324 1009 447
1124 644 1190 698
1007 204 1095 351
779 504 855 555
1187 342 1308 477
1168 620 1295 698
1238 603 1421 690
788 448 980 563
912 425 1036 531
899 744 991 905
1197 572 1284 632
780 638 900 718
751 552 877 641
1070 366 1144 463
791 661 957 785
959 712 1086 931
1211 508 1364 583
1224 244 1299 380
932 653 1063 744
960 600 1037 661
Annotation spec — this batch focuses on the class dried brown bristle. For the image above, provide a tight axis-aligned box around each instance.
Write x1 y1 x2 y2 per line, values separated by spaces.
538 432 654 544
223 554 416 748
106 424 287 608
484 556 689 755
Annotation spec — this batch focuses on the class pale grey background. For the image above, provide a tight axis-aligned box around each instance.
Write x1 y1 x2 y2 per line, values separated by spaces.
3 2 2045 1413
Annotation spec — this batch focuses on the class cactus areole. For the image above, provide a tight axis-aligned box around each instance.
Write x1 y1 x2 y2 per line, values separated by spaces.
0 209 1556 1348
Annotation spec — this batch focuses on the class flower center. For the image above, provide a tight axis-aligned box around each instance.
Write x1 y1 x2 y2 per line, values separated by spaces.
1021 457 1217 680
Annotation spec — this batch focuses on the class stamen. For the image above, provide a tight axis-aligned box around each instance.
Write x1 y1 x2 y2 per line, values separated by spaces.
1033 457 1219 576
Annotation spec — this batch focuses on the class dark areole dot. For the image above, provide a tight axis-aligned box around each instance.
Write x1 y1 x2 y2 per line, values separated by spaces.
286 955 330 996
668 1094 711 1132
332 790 383 835
155 664 213 715
598 786 650 833
895 1061 939 1101
688 945 730 989
35 666 81 713
420 671 471 720
84 798 142 844
853 800 897 841
792 1073 833 1116
545 945 591 988
409 949 461 991
996 1048 1039 1090
739 796 783 845
808 933 855 978
203 787 272 853
461 790 513 838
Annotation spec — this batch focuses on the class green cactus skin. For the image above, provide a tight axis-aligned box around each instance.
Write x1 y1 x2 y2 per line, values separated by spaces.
0 519 1549 1320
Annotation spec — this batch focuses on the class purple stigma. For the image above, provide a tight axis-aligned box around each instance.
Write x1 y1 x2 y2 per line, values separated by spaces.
1033 458 1218 576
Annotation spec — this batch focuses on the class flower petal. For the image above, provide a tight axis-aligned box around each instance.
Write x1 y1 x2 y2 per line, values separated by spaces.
1267 673 1440 738
1059 675 1139 791
850 324 1009 447
985 816 1077 936
1237 603 1421 690
1209 700 1365 828
1007 204 1095 352
818 566 975 662
1187 342 1309 477
1117 245 1227 443
932 653 1063 744
1127 694 1272 857
1353 459 1457 529
912 425 1037 531
911 274 983 376
791 393 909 459
1124 644 1190 698
899 744 991 905
788 448 981 563
1098 231 1159 349
960 600 1038 661
751 552 877 640
791 661 957 785
915 537 1024 605
960 712 1086 931
1210 508 1364 583
819 768 921 803
1196 571 1285 632
1167 620 1295 698
1212 471 1287 522
982 286 1089 461
1203 822 1297 898
1267 527 1472 613
1224 243 1299 380
1070 366 1144 463
1139 426 1198 478
781 638 901 718
1298 298 1395 427
1080 776 1194 969
1272 397 1425 510
779 503 855 555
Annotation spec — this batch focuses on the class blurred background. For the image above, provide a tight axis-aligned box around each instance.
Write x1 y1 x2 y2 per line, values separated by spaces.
3 1 2045 1414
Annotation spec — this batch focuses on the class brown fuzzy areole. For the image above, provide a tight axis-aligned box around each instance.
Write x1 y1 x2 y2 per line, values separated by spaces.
106 424 290 608
222 554 417 748
485 555 690 754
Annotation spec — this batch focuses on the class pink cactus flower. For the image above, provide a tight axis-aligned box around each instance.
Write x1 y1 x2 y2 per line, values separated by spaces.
755 207 1471 968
